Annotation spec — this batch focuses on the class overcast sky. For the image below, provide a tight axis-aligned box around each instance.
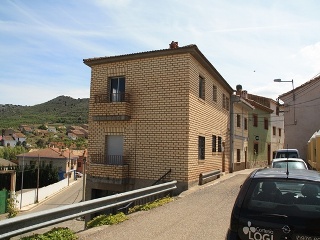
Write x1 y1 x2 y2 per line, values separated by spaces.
1 0 320 106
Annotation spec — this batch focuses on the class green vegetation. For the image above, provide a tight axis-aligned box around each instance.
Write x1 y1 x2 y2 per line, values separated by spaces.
6 192 19 218
128 196 174 213
86 196 174 229
0 96 88 129
20 227 77 240
0 146 28 161
86 212 128 229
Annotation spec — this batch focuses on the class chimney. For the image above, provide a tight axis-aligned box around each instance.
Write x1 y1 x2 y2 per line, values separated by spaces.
242 90 248 99
169 41 179 49
236 85 242 96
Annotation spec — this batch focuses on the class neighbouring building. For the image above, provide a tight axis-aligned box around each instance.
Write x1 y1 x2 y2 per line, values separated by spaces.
83 42 234 198
307 130 320 170
246 94 274 167
230 85 254 171
16 148 78 180
279 74 320 161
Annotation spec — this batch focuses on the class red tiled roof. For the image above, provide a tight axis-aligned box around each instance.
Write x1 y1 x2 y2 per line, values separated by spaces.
17 148 78 159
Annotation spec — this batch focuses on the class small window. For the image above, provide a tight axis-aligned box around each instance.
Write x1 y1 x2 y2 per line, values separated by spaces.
198 136 205 160
244 118 248 130
199 76 205 100
218 136 222 152
237 149 241 162
273 127 276 136
264 118 268 130
253 114 258 127
278 128 282 137
254 143 259 155
237 114 241 128
212 135 217 152
212 85 217 102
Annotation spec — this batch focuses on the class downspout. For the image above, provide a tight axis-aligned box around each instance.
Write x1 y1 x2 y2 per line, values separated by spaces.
230 95 240 173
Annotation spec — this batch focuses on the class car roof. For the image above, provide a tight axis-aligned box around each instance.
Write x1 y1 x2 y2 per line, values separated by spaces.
276 149 299 152
272 158 305 162
251 168 320 182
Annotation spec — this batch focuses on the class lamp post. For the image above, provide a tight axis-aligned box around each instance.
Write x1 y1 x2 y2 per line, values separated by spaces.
274 78 296 125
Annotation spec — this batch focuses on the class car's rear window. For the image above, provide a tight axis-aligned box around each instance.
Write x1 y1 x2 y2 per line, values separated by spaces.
276 152 298 158
272 161 306 169
242 179 320 218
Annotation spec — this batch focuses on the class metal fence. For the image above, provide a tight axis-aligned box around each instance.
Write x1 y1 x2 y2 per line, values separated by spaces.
0 180 177 239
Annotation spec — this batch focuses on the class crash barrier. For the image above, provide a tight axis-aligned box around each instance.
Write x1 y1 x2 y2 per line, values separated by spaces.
0 180 177 239
199 170 221 185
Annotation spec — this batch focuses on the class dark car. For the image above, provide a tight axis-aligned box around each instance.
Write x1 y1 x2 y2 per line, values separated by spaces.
226 168 320 240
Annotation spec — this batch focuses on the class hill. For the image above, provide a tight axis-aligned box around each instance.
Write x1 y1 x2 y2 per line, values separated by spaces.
0 96 89 128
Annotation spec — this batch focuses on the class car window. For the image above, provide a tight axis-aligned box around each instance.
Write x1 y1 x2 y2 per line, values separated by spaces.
273 161 307 169
276 153 298 158
242 179 320 218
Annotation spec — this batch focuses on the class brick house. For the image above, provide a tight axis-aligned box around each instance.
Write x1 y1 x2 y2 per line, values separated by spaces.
83 43 234 197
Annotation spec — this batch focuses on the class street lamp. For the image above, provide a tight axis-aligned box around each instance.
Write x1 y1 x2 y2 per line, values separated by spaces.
274 78 296 124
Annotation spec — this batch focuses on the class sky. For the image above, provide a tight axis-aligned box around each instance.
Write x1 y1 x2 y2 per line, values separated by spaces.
1 0 320 106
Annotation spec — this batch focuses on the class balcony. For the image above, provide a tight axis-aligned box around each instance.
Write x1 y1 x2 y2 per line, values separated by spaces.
89 154 129 182
92 93 131 121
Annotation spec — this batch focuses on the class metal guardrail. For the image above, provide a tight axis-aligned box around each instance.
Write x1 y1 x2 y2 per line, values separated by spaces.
0 180 177 239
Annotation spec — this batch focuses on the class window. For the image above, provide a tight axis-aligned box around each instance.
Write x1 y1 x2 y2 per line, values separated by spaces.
226 97 230 111
212 85 217 102
236 114 241 128
222 94 230 111
212 135 217 152
244 118 248 130
254 143 259 155
278 128 282 137
110 77 125 102
237 149 241 162
264 118 268 130
78 162 82 168
218 136 222 152
276 106 279 116
253 114 258 127
199 76 205 100
198 136 205 160
273 127 276 136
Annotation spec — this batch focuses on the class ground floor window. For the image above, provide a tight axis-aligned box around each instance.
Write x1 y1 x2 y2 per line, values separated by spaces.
198 136 205 160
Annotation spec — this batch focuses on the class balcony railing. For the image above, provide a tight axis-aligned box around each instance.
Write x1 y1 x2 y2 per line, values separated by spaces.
90 153 127 165
94 93 130 103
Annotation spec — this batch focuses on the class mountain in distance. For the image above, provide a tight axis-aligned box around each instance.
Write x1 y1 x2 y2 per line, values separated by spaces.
0 96 89 129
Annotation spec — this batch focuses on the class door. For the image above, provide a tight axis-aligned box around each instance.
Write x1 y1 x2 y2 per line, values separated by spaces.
106 135 124 165
0 189 8 214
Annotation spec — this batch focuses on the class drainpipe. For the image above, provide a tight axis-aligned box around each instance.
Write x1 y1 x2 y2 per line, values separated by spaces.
230 95 240 173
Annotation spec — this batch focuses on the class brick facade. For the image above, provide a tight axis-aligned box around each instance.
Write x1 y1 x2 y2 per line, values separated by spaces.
83 45 233 197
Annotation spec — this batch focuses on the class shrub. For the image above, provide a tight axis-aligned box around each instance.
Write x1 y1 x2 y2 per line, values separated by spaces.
20 227 77 240
128 196 174 213
86 212 128 229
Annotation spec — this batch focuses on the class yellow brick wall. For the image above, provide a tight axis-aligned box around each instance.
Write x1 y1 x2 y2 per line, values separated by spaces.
87 52 230 191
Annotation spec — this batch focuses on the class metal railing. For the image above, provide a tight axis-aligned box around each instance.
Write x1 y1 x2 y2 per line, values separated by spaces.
0 180 177 239
94 93 130 103
90 154 126 165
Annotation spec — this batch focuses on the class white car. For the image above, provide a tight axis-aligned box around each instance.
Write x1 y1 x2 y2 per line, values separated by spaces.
274 148 300 158
271 158 308 170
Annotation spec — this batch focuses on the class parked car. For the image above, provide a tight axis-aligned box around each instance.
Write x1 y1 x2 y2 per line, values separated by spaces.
226 168 320 239
271 158 308 170
76 172 83 178
274 148 300 159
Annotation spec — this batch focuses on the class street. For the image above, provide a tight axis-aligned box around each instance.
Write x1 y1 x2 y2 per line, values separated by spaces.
77 171 251 240
7 169 253 240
